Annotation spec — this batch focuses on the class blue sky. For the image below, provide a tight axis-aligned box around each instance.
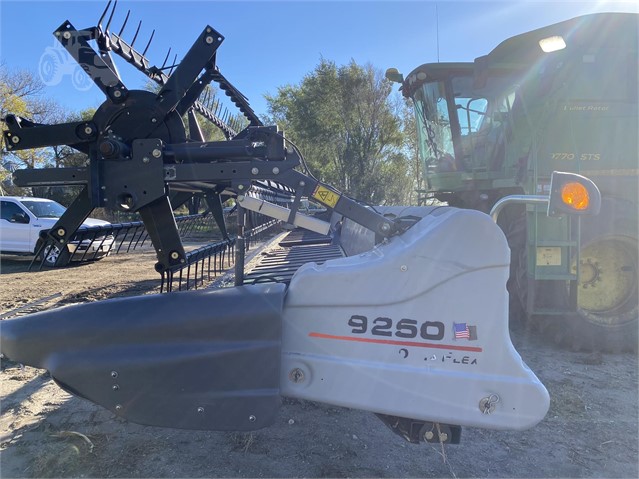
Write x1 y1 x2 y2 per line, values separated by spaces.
1 0 637 118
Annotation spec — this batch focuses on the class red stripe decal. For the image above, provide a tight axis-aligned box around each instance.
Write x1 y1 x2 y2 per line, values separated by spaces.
309 332 483 353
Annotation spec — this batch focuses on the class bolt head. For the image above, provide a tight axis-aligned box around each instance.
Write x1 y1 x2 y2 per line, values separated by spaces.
11 135 20 144
142 157 150 164
170 251 180 260
115 404 122 411
248 415 256 422
151 118 157 123
197 407 204 413
152 149 162 158
84 126 93 135
205 36 214 44
57 228 66 237
380 223 391 233
400 265 407 272
251 167 259 175
113 90 122 98
272 167 280 174
111 371 118 378
112 384 119 390
424 431 434 441
62 31 71 39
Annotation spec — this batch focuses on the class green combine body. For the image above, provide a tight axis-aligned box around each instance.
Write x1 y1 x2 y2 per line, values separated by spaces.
397 13 638 351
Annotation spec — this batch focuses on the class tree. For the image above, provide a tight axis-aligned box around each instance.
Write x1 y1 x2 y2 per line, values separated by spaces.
1 65 91 200
266 59 411 205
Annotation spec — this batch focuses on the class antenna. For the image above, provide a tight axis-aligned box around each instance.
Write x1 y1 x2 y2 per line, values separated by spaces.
436 2 440 62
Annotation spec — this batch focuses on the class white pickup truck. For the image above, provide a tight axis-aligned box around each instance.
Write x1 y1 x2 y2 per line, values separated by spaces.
0 196 114 266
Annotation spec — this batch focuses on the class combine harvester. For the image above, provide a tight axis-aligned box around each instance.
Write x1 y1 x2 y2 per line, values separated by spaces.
386 12 638 351
1 4 602 443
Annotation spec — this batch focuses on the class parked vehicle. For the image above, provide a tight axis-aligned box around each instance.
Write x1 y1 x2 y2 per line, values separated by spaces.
0 196 114 266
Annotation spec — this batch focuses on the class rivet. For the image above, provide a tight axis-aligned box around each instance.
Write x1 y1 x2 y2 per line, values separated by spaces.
115 404 122 411
248 415 256 422
197 407 204 413
112 384 119 390
101 186 106 190
151 118 157 123
84 126 93 135
56 228 66 237
251 167 259 175
142 157 150 164
111 371 118 378
272 167 280 174
113 90 122 98
299 181 305 187
400 265 407 272
11 135 20 144
170 251 180 260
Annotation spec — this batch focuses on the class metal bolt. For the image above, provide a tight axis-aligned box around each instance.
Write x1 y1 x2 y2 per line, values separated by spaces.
115 404 122 411
424 431 434 441
112 384 119 390
197 407 204 413
11 135 20 144
152 148 162 158
439 432 448 442
299 181 305 187
400 265 407 272
111 371 118 378
84 126 93 135
380 223 391 233
272 167 280 174
251 167 259 175
205 36 214 44
113 90 122 98
238 184 244 190
170 251 180 260
56 228 66 237
101 186 106 190
62 31 71 40
248 415 256 422
151 117 157 123
142 157 150 164
289 368 305 383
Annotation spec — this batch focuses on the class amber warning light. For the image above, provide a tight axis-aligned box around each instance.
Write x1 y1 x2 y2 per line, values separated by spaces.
561 182 589 210
548 172 601 217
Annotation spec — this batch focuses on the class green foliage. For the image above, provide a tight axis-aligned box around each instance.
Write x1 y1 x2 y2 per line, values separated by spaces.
0 65 88 197
266 59 413 205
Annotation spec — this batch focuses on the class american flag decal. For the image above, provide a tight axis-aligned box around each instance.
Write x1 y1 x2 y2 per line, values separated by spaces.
453 323 478 341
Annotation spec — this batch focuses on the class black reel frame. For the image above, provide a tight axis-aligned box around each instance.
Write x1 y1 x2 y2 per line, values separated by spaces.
3 1 398 275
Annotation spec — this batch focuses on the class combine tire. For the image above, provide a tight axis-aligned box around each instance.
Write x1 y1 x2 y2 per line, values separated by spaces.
505 200 638 352
536 200 638 352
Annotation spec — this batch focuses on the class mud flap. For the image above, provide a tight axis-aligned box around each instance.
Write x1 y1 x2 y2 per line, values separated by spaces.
1 284 286 431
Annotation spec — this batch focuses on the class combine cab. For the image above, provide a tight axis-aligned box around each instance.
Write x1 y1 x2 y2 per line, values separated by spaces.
0 3 603 443
389 13 638 352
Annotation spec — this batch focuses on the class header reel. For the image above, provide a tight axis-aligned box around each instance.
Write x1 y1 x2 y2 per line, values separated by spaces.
3 0 397 273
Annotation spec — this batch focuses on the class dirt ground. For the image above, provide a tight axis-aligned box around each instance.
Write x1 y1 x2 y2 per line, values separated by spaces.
0 243 637 478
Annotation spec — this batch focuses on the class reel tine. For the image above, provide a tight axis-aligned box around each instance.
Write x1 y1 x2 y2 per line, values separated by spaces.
97 0 112 29
168 53 178 76
118 9 130 36
105 0 117 32
131 20 142 47
160 47 172 69
142 29 155 56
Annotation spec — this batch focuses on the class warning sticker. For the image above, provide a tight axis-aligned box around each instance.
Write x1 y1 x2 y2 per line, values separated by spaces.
536 247 562 266
312 185 340 208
